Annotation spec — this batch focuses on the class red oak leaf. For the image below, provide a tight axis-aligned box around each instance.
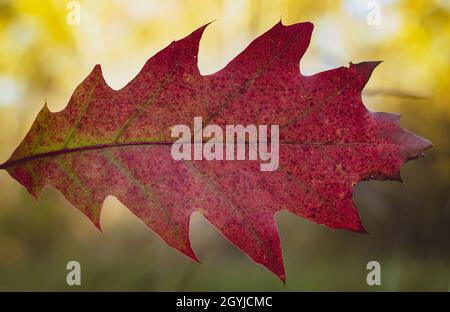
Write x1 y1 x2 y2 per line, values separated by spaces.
0 21 432 281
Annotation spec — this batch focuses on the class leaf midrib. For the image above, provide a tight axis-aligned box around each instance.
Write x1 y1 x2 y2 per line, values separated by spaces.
0 140 406 170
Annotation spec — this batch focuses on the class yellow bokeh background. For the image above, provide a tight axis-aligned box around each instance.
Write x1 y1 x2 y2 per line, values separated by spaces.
0 0 449 290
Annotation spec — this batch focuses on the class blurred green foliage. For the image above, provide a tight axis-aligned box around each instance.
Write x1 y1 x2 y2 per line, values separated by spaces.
0 0 449 291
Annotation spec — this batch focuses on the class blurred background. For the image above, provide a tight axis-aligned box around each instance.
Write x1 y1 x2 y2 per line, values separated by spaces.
0 0 449 291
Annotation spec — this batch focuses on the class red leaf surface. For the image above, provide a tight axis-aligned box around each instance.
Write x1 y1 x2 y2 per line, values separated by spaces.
0 21 432 281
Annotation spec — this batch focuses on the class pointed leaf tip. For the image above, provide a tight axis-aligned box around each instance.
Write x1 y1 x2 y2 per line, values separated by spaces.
351 61 382 89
